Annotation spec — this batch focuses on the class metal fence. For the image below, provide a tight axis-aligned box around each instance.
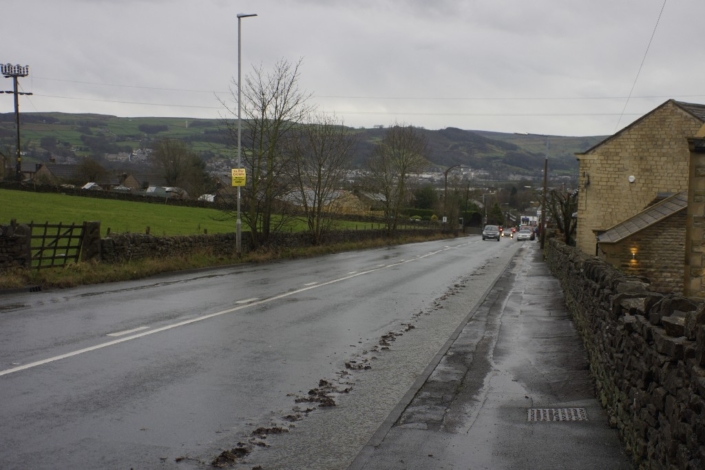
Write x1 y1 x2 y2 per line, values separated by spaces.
28 221 85 269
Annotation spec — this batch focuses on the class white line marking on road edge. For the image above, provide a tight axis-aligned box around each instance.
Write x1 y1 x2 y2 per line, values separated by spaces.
0 240 472 378
235 298 260 304
107 326 149 337
304 282 318 286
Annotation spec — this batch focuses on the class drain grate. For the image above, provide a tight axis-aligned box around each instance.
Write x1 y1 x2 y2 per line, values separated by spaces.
527 408 587 422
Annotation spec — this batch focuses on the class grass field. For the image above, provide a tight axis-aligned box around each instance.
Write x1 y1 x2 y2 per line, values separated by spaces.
0 189 397 237
2 189 233 236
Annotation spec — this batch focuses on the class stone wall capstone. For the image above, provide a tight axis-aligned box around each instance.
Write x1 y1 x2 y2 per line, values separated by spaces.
546 238 705 469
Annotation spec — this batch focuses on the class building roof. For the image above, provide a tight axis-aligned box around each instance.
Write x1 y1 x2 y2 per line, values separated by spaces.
39 163 79 180
577 100 705 156
674 101 705 122
597 191 687 244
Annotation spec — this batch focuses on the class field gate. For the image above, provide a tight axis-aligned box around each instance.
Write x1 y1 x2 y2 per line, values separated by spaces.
28 221 101 269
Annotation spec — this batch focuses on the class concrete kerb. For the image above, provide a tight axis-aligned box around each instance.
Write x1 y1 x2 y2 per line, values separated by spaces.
347 244 523 470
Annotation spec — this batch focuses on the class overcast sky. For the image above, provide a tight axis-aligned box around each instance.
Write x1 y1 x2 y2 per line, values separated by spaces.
2 0 702 136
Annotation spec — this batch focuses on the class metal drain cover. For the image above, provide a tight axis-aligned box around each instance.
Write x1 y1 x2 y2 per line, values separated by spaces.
527 408 587 422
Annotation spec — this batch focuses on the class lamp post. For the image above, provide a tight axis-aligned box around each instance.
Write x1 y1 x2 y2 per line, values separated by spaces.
1 64 31 181
236 13 257 257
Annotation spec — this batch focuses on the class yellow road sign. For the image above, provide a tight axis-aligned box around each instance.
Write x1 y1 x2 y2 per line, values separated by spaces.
231 168 246 187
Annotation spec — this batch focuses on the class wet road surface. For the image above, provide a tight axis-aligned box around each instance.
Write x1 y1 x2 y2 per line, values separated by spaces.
0 236 520 469
349 243 632 470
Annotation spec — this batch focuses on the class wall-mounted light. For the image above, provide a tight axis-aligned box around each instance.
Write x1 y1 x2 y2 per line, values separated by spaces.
628 175 636 184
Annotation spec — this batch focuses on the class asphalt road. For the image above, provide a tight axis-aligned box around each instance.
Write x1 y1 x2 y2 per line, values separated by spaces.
0 235 521 469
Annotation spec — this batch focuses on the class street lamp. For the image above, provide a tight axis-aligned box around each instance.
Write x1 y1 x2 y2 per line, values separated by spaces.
236 13 257 257
2 64 31 181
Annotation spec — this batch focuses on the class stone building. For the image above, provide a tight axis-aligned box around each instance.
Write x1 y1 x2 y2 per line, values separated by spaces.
596 192 687 294
575 100 705 256
685 133 705 298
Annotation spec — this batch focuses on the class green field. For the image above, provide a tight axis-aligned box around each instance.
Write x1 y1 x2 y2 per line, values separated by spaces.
2 189 234 236
0 189 391 237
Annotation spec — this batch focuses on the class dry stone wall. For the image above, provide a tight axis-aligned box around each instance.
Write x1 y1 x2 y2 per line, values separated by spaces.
100 228 443 264
547 239 705 469
0 221 31 270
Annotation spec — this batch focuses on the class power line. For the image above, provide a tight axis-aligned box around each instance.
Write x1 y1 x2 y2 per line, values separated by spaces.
614 0 668 131
29 93 222 109
320 111 643 117
314 94 705 102
30 75 705 103
33 76 223 94
18 93 647 117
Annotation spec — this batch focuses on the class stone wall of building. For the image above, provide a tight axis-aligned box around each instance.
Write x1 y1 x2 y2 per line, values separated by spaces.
576 101 702 255
547 239 705 469
599 210 687 294
685 138 705 298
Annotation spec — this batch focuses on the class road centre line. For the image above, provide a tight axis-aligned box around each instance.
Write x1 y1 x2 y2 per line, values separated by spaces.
107 326 149 337
0 241 470 377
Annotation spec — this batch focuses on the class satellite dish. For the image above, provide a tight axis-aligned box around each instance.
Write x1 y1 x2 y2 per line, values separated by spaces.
628 175 636 183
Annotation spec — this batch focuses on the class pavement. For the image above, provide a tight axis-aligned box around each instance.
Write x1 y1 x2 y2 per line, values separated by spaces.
349 242 634 470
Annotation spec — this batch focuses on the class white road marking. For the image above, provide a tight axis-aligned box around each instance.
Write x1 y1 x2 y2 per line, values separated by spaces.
235 298 259 304
347 271 357 275
0 240 477 377
107 326 149 337
304 282 318 286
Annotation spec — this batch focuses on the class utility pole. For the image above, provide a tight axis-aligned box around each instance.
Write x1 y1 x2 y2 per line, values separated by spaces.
540 137 549 250
1 64 32 181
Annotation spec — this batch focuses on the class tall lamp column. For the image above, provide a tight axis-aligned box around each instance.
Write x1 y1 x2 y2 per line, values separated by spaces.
236 13 257 257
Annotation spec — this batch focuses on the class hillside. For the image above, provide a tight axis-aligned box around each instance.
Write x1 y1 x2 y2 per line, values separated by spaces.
0 112 606 180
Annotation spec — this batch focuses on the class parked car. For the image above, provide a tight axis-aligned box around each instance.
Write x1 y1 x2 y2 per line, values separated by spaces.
482 224 501 241
516 229 533 241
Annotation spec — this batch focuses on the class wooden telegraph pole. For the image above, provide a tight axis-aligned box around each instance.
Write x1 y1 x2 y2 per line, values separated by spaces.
1 64 32 181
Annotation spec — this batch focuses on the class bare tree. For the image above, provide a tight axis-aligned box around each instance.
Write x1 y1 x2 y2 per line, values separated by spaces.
546 188 578 245
150 139 210 198
223 59 313 248
74 157 108 184
288 114 358 244
367 123 429 235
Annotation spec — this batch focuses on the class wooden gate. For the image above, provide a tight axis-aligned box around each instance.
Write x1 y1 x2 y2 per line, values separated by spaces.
29 222 86 269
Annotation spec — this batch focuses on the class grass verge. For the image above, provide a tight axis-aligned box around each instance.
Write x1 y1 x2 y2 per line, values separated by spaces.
0 232 456 291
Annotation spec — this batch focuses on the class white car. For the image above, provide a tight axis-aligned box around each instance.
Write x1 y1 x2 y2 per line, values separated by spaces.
516 229 532 241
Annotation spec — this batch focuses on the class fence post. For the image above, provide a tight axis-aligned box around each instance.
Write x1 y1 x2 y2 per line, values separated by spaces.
81 221 102 262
